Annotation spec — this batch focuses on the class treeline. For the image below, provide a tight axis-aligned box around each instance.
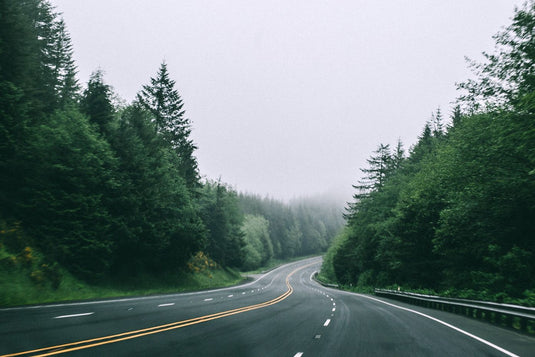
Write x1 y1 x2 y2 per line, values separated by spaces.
0 0 342 286
239 193 344 270
323 2 535 301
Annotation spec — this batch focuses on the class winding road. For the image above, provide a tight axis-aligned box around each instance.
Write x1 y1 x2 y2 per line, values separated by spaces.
1 257 534 356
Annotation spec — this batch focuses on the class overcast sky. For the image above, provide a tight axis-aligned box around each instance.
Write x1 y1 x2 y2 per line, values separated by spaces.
50 0 522 202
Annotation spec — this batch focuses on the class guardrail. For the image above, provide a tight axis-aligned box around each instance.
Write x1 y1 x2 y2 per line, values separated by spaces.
374 289 535 334
311 272 339 289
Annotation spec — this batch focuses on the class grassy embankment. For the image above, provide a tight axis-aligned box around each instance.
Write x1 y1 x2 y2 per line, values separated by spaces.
0 244 244 307
0 239 319 308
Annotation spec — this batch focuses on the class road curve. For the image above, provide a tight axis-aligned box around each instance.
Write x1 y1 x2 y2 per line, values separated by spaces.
1 257 534 356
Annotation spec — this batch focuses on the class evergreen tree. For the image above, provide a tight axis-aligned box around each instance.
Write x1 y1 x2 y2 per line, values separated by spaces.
359 143 392 192
80 70 115 135
0 81 29 219
407 123 434 166
50 18 79 107
137 62 199 189
431 107 444 138
285 219 303 257
23 108 117 279
432 111 535 295
31 0 70 113
1 0 78 219
1 0 78 112
0 0 38 86
346 143 392 220
391 139 405 171
199 181 244 267
449 105 463 130
110 105 205 274
457 0 535 111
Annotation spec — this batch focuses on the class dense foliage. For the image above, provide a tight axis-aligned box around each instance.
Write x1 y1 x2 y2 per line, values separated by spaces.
238 193 344 270
0 0 342 290
324 2 535 301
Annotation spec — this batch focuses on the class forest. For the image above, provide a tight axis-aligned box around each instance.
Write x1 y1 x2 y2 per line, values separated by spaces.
321 1 535 304
0 0 343 300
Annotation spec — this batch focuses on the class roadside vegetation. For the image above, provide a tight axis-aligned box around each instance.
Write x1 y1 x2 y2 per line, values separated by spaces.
0 237 242 307
0 0 343 307
320 1 535 307
0 230 316 307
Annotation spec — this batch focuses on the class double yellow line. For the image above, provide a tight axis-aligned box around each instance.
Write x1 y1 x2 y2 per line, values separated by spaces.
3 263 313 357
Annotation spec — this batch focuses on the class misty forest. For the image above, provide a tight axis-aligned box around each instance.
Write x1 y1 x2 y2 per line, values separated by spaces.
321 2 535 304
0 0 343 305
1 0 535 308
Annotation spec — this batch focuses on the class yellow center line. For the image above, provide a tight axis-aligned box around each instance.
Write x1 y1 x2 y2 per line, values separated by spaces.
2 262 314 357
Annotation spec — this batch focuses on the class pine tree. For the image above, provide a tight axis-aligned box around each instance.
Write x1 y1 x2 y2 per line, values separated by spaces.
199 180 244 267
50 18 79 107
137 62 199 189
0 0 37 86
449 105 463 130
110 105 205 274
0 0 31 216
0 0 74 217
33 0 62 113
431 107 444 138
345 144 392 221
80 70 114 135
23 107 117 279
1 0 62 115
353 143 392 196
408 123 434 165
391 139 405 171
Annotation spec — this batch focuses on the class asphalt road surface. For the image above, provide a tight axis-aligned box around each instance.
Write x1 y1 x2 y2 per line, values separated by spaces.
1 257 534 356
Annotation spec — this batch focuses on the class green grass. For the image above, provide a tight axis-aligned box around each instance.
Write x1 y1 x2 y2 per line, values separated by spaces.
0 246 245 308
0 242 321 308
0 266 244 308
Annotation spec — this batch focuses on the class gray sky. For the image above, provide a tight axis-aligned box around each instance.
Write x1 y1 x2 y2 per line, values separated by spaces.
50 0 522 202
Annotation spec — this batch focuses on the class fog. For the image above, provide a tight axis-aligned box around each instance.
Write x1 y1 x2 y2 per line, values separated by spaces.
50 0 522 202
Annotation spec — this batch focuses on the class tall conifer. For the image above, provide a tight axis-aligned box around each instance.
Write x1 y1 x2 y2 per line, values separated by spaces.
80 70 114 135
137 62 200 189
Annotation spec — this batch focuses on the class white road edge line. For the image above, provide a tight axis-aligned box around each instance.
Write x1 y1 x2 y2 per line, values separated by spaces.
358 294 519 357
158 303 175 307
54 312 94 319
323 319 331 327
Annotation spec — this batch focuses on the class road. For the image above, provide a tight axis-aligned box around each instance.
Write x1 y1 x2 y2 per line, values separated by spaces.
1 257 534 356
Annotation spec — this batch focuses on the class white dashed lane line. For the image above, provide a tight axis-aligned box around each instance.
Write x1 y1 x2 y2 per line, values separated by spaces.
158 303 175 307
293 353 304 357
203 298 213 302
323 319 331 327
53 312 94 319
